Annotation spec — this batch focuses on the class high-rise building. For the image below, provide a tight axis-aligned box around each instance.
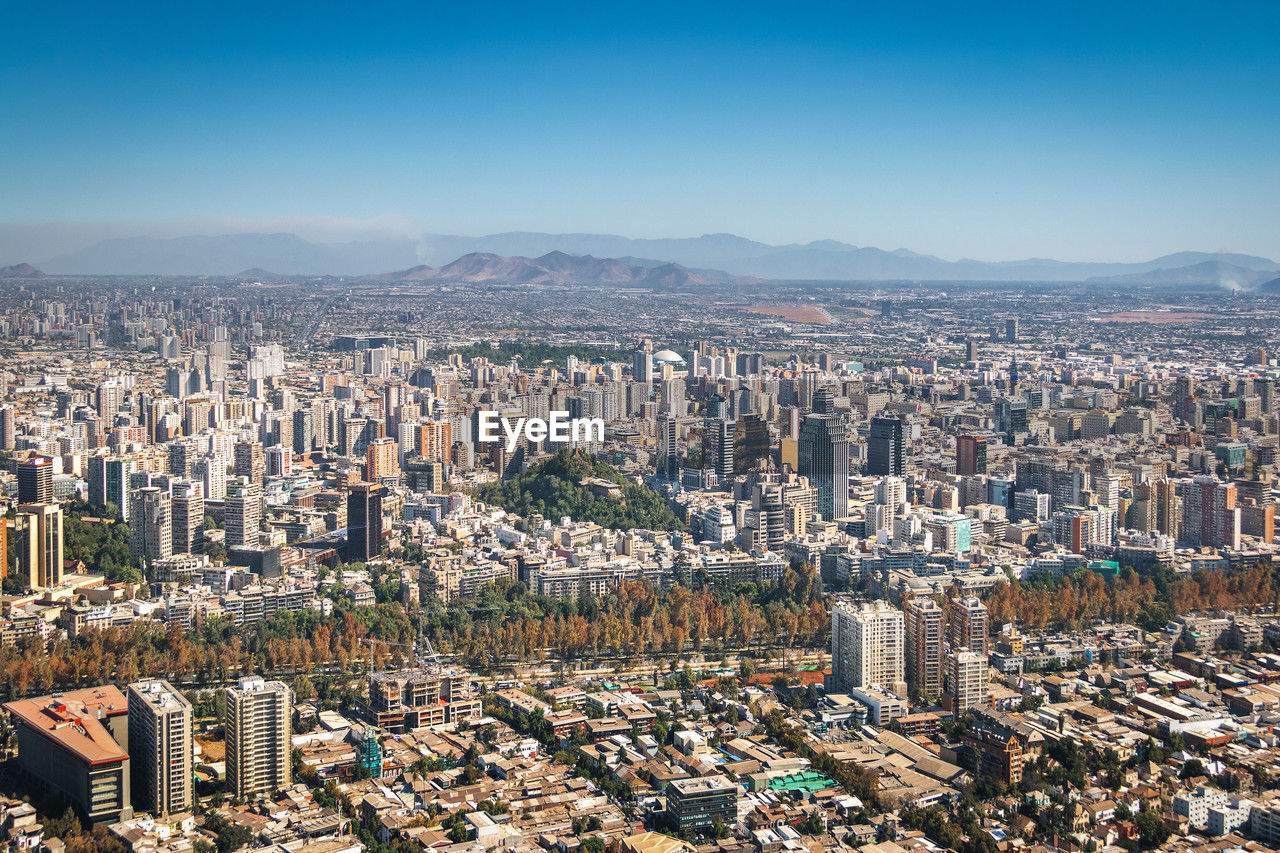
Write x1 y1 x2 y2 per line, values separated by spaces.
733 413 770 473
129 487 173 564
1006 318 1019 343
632 349 654 384
171 480 204 555
167 439 197 479
87 454 108 508
0 405 16 450
946 650 989 714
657 415 679 480
292 408 314 456
998 398 1029 444
224 677 292 799
799 414 849 520
704 418 735 480
1182 476 1241 550
419 420 452 463
265 445 292 477
347 482 384 562
225 477 261 549
831 600 905 696
17 457 53 505
867 416 904 477
128 679 193 817
905 597 944 699
1052 504 1115 553
949 596 988 655
194 454 226 502
1155 479 1181 539
104 457 136 520
956 435 987 476
233 439 264 485
13 503 64 589
366 437 400 482
659 379 686 417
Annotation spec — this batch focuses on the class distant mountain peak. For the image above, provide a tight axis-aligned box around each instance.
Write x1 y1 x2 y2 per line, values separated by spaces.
0 262 45 277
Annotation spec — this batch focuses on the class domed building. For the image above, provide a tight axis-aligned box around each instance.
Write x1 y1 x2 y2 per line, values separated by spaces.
652 349 686 367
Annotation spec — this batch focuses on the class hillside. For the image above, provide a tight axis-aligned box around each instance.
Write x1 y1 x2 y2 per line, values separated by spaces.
1087 260 1276 288
372 251 732 287
0 263 45 277
476 450 682 532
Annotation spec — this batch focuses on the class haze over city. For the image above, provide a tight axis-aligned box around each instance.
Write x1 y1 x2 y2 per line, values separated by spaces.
3 1 1280 264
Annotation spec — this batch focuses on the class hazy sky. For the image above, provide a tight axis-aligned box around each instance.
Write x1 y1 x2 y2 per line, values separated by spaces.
4 1 1279 261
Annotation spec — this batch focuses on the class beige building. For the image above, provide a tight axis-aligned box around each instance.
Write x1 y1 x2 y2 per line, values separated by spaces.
946 649 989 714
224 676 292 798
13 502 63 590
128 679 193 817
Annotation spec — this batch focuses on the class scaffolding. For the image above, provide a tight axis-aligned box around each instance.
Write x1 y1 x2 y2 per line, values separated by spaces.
358 725 382 777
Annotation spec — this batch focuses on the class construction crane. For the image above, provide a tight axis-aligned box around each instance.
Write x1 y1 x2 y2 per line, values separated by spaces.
404 610 443 669
357 638 417 674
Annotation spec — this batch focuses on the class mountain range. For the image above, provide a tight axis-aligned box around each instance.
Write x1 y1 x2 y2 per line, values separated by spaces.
362 251 746 287
16 230 1280 285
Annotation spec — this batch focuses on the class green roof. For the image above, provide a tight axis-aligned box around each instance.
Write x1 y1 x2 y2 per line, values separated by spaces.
767 770 836 793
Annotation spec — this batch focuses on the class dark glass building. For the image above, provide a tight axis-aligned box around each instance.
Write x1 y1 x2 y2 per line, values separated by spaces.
798 413 849 520
867 416 904 477
347 482 384 562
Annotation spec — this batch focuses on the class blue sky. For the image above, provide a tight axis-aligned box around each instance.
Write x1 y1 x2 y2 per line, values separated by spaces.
3 1 1278 261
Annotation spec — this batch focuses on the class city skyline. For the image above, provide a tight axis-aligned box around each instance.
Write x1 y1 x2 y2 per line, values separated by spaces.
6 3 1280 850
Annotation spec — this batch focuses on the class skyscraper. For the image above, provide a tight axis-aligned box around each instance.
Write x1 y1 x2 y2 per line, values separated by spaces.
1155 479 1181 539
292 407 314 456
905 597 944 699
948 596 988 655
105 456 136 519
657 415 679 480
733 413 770 473
798 414 849 520
224 677 291 799
225 477 261 549
632 349 653 384
129 487 173 563
348 482 384 562
704 418 735 480
1006 318 1019 343
1182 476 1240 550
659 379 686 417
233 439 265 485
17 458 53 505
831 600 905 697
998 398 1028 444
171 480 204 555
0 405 16 450
867 416 904 477
13 503 63 589
366 437 400 482
956 435 987 476
128 679 193 817
419 420 452 463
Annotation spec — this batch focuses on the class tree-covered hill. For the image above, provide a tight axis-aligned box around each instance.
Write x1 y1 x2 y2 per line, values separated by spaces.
476 450 683 531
